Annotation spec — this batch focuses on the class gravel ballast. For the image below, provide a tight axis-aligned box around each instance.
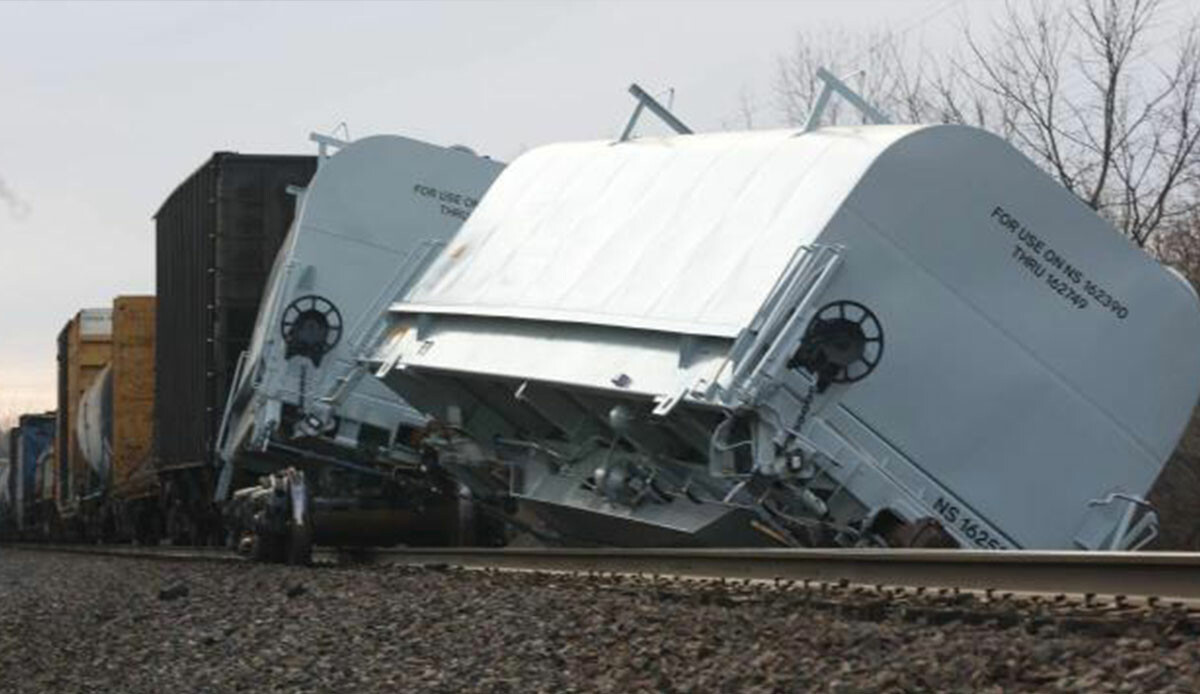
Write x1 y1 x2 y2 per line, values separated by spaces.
1 548 1199 693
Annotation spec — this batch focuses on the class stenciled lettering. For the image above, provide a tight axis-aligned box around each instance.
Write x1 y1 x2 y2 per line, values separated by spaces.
990 205 1128 320
932 496 1006 549
414 183 478 221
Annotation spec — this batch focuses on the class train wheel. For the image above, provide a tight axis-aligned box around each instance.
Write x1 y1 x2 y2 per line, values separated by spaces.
285 522 313 566
101 508 118 544
283 468 312 565
187 519 204 546
251 531 286 563
173 509 193 545
134 504 160 546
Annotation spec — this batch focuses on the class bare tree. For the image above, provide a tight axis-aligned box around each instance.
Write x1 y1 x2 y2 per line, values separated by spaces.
1152 207 1200 287
962 0 1200 247
720 85 760 131
774 0 1200 249
774 30 950 127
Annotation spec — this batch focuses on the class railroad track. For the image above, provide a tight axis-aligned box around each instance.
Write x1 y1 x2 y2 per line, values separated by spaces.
6 543 1200 601
1 543 242 563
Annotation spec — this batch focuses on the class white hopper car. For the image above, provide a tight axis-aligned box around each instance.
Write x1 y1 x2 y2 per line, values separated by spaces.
369 123 1200 550
216 133 502 487
213 133 503 554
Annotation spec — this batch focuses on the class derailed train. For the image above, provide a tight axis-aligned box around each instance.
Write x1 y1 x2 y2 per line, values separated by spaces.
221 114 1200 555
4 83 1198 556
3 153 323 544
0 141 507 552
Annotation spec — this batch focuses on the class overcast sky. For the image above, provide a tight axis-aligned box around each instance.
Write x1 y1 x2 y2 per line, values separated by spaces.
4 0 1185 414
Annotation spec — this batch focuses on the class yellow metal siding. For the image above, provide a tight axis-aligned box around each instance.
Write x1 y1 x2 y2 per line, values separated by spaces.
111 296 157 501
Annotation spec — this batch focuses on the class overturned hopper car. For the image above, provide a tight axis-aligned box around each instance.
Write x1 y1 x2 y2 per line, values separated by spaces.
370 123 1200 551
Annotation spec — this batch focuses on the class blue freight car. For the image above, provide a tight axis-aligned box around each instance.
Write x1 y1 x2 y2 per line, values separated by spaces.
13 414 55 535
0 447 11 537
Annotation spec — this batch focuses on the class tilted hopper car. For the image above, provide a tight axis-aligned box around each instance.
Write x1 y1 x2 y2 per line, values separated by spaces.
366 122 1200 551
216 134 504 559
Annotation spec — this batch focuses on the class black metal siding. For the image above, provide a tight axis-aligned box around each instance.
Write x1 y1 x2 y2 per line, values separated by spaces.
154 153 316 473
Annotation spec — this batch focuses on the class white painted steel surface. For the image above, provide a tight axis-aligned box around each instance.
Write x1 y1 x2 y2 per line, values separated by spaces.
403 127 885 337
383 124 1200 549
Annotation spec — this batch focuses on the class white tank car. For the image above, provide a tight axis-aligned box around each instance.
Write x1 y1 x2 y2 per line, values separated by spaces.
371 124 1200 550
77 364 113 483
216 134 504 502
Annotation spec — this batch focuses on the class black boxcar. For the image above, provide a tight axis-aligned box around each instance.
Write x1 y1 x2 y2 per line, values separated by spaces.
154 152 317 543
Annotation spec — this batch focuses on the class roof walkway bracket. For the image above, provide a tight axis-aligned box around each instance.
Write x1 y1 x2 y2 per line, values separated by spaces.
804 67 892 132
620 83 694 142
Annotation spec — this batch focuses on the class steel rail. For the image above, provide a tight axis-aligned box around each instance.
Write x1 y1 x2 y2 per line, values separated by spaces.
7 543 1200 600
1 543 244 563
372 547 1200 600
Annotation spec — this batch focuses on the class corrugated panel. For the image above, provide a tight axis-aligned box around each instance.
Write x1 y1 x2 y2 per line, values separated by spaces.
154 154 215 474
154 153 316 473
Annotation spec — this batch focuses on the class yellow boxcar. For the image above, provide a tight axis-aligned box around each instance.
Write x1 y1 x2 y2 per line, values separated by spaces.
111 296 157 505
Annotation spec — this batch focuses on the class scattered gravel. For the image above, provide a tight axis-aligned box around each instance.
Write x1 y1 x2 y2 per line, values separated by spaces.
1 548 1199 693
